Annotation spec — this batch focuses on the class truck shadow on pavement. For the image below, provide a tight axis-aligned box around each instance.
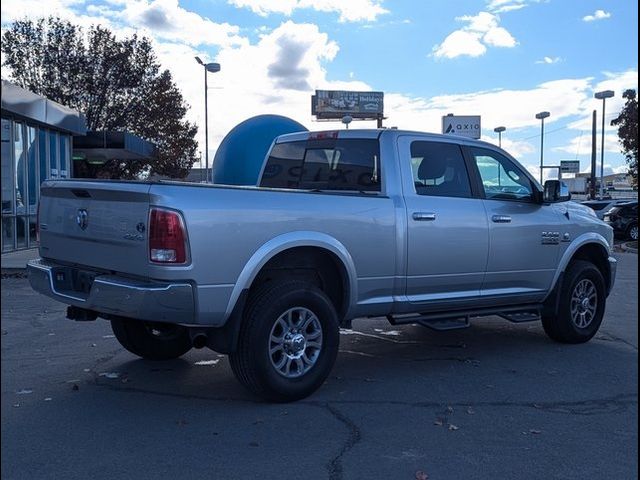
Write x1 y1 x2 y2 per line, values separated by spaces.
93 319 638 407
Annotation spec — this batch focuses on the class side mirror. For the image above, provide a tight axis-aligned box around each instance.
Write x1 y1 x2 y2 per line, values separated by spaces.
543 180 571 203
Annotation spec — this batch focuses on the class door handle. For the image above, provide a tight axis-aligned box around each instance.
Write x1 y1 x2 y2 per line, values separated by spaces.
492 215 512 223
412 212 436 221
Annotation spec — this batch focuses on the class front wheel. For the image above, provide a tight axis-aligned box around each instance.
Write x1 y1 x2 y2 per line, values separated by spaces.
229 280 339 402
111 319 192 360
627 223 638 241
541 260 606 344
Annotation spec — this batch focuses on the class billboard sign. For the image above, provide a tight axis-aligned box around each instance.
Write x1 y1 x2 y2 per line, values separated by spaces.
441 115 481 139
560 160 580 174
312 90 384 120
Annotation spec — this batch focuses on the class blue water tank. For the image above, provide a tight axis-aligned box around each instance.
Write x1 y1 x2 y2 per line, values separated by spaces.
211 114 308 185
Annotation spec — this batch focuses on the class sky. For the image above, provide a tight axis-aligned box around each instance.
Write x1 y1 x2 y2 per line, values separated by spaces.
1 0 638 180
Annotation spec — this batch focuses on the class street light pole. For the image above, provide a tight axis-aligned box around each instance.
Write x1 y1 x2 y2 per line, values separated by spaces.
594 90 614 197
535 111 550 183
195 57 221 183
494 126 506 147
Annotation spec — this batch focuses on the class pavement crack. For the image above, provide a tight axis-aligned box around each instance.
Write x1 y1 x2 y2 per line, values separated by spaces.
325 403 361 480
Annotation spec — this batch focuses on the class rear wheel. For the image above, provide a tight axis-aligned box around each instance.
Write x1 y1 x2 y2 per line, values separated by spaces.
541 260 606 344
111 319 192 360
229 280 339 402
627 223 638 241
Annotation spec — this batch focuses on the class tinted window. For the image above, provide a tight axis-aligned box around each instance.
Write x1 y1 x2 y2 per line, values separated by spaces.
471 148 534 202
409 141 471 198
260 138 380 192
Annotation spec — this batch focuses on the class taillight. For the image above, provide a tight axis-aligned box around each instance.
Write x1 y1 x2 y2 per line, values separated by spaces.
149 208 188 263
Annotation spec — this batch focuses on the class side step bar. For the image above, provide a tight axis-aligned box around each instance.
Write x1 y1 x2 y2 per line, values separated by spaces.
387 304 542 331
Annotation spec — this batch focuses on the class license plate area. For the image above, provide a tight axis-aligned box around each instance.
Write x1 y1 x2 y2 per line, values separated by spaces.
52 267 96 297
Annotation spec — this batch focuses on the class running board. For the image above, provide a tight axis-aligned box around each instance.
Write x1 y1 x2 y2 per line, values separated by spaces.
386 304 542 330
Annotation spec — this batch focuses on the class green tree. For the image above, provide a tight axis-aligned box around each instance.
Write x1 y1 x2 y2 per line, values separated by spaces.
1 17 198 179
610 89 638 187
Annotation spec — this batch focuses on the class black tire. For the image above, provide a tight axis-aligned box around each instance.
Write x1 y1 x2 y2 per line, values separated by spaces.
541 260 606 344
627 223 638 241
111 319 192 360
229 280 339 402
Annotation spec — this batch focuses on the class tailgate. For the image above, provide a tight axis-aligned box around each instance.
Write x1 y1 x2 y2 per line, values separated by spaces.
39 181 152 276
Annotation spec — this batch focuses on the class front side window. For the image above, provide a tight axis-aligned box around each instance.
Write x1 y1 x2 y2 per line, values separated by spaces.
471 147 534 202
409 141 472 198
260 138 380 192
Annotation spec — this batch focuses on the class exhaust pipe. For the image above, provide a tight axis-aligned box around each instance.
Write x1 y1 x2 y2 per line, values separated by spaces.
192 333 208 349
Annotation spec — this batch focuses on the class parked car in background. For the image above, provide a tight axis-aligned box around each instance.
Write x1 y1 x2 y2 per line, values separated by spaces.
603 201 638 240
581 198 636 220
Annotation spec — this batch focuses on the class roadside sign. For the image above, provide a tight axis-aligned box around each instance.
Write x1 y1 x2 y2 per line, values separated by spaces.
312 90 384 120
441 115 481 139
560 160 581 174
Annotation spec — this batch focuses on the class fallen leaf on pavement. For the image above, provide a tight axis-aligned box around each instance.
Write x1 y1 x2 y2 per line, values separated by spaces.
415 471 429 480
448 424 459 431
530 429 542 435
466 407 475 415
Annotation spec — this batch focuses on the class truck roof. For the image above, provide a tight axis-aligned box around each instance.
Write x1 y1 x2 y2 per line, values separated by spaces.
276 128 500 150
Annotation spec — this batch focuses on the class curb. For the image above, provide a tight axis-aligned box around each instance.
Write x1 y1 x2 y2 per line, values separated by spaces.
620 242 638 254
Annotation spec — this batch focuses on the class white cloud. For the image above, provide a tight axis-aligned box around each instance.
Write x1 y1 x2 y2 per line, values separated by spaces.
432 12 517 59
99 0 247 47
554 133 621 155
432 30 487 59
480 135 536 157
228 0 389 22
582 9 611 22
535 56 562 64
486 0 531 14
565 69 639 131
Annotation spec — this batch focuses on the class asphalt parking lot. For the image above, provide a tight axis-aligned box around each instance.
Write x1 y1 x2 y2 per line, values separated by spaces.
1 253 637 480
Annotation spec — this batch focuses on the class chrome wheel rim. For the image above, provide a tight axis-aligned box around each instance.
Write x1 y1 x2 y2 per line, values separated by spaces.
269 307 323 378
570 279 598 329
630 225 638 241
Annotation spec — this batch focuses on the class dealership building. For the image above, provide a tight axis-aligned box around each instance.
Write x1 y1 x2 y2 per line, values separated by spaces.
1 81 158 254
1 81 86 253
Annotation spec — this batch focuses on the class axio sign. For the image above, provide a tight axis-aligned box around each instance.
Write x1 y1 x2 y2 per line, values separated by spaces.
441 115 481 139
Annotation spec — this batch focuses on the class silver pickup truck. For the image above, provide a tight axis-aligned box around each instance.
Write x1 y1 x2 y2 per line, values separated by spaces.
28 129 617 401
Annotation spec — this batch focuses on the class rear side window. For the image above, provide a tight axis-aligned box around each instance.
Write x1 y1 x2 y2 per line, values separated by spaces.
260 138 380 192
409 141 472 198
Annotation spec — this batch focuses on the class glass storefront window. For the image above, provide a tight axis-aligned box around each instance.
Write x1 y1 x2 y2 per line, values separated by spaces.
14 122 26 217
2 216 14 252
39 128 48 182
59 134 69 178
16 216 27 249
49 131 58 178
27 126 38 215
2 118 13 215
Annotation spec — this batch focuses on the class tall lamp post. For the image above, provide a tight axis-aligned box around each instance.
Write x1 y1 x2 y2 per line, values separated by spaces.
594 90 614 197
195 57 221 183
535 111 550 183
494 126 506 147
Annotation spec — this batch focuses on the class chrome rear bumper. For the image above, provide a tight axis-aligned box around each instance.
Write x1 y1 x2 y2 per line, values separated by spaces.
27 259 195 324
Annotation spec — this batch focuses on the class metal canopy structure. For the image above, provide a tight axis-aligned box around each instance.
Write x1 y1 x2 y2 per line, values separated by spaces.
72 131 157 165
1 81 86 135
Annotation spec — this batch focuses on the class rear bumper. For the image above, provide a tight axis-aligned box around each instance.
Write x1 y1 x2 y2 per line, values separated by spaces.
27 259 195 324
